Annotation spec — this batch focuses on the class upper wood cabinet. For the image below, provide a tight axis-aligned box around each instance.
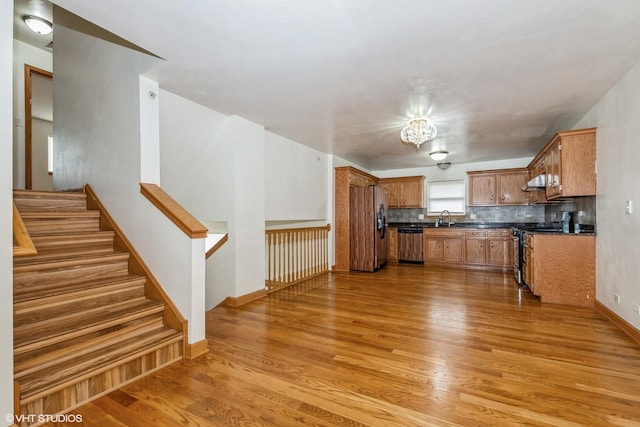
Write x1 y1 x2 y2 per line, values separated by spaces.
379 176 425 208
467 168 528 206
527 128 596 200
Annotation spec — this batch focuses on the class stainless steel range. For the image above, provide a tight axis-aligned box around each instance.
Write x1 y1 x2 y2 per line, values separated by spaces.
510 227 524 285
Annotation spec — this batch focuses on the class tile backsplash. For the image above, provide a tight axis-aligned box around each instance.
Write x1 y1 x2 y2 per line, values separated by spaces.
388 205 545 223
388 196 596 225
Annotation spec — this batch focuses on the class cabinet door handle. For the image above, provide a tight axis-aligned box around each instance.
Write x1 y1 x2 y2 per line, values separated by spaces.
501 195 505 201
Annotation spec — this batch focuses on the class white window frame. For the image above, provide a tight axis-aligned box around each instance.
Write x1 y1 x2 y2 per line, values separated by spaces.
427 179 466 215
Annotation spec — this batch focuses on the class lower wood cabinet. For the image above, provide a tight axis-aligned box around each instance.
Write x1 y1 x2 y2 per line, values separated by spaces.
423 229 463 264
525 233 595 307
424 227 511 270
486 229 512 267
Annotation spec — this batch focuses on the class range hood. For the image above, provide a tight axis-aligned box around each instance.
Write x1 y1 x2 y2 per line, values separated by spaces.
522 174 546 191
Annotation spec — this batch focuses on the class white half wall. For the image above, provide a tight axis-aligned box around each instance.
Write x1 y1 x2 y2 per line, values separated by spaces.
574 61 640 329
1 1 15 422
12 40 52 189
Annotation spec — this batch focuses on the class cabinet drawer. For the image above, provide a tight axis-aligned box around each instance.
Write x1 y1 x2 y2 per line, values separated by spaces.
487 229 509 238
424 229 464 238
464 230 486 238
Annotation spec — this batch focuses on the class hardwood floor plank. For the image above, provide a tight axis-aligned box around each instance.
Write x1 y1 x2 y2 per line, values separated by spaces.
49 264 640 426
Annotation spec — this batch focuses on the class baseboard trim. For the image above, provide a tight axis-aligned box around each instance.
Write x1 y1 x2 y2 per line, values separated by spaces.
185 339 209 360
596 300 640 345
223 289 267 307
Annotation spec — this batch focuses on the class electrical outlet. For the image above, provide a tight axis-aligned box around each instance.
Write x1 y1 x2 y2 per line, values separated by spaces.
470 213 477 220
626 200 633 214
418 214 424 220
633 304 640 314
615 294 622 304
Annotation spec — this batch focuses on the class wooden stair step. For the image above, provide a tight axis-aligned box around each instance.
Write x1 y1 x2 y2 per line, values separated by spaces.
15 320 179 385
14 298 165 355
14 276 146 319
14 317 162 375
29 231 115 252
12 246 116 266
13 273 146 304
13 191 88 212
22 217 101 236
13 251 129 274
19 210 100 219
20 328 182 404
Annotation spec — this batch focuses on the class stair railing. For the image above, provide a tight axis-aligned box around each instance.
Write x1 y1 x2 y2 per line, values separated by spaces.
12 202 37 257
265 224 331 292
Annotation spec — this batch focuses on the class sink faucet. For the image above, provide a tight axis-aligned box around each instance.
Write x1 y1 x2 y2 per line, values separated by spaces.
438 210 452 227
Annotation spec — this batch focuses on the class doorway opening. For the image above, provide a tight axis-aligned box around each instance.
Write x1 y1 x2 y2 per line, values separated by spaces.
24 64 53 191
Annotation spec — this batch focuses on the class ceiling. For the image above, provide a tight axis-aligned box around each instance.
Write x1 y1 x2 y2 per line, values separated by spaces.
16 1 640 170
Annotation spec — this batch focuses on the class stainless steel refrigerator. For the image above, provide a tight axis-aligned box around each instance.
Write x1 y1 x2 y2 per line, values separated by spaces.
349 185 388 272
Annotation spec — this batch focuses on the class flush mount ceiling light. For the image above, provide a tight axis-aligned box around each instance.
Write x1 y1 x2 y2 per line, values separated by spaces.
400 118 437 150
23 15 53 35
429 150 449 161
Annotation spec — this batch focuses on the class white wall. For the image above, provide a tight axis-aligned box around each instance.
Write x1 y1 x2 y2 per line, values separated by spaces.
574 61 640 329
31 118 53 190
158 90 234 308
1 1 15 422
265 132 328 221
158 92 267 308
52 18 205 343
12 40 52 189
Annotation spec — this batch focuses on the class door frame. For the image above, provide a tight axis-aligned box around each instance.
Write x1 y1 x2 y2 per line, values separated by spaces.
24 64 53 190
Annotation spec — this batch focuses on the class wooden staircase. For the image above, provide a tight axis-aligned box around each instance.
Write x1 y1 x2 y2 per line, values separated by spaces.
13 190 183 423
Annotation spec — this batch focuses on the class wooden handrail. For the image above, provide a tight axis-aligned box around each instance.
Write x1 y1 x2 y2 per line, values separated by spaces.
140 183 208 239
13 202 37 257
206 233 228 259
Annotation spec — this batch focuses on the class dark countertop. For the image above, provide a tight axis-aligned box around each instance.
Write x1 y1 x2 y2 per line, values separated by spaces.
389 221 529 229
388 222 596 235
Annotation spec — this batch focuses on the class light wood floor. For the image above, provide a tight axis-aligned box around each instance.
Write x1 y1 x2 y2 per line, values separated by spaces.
47 264 640 426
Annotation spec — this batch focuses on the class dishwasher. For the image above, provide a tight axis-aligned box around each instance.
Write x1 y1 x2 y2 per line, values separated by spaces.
398 227 424 263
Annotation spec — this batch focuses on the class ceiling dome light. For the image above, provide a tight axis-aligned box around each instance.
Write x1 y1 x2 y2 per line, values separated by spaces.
400 118 437 150
23 15 53 35
429 150 449 161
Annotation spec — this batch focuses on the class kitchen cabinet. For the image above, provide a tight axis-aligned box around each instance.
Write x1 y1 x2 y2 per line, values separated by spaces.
462 228 511 267
523 232 595 306
467 173 496 206
526 157 547 204
467 168 528 206
423 229 463 264
526 128 596 200
464 230 486 265
424 228 512 269
388 227 398 261
379 176 424 208
522 233 534 293
486 229 512 267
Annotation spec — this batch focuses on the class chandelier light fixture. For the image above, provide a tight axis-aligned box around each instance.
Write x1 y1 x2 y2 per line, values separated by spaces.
400 118 437 149
429 150 449 161
23 15 53 35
